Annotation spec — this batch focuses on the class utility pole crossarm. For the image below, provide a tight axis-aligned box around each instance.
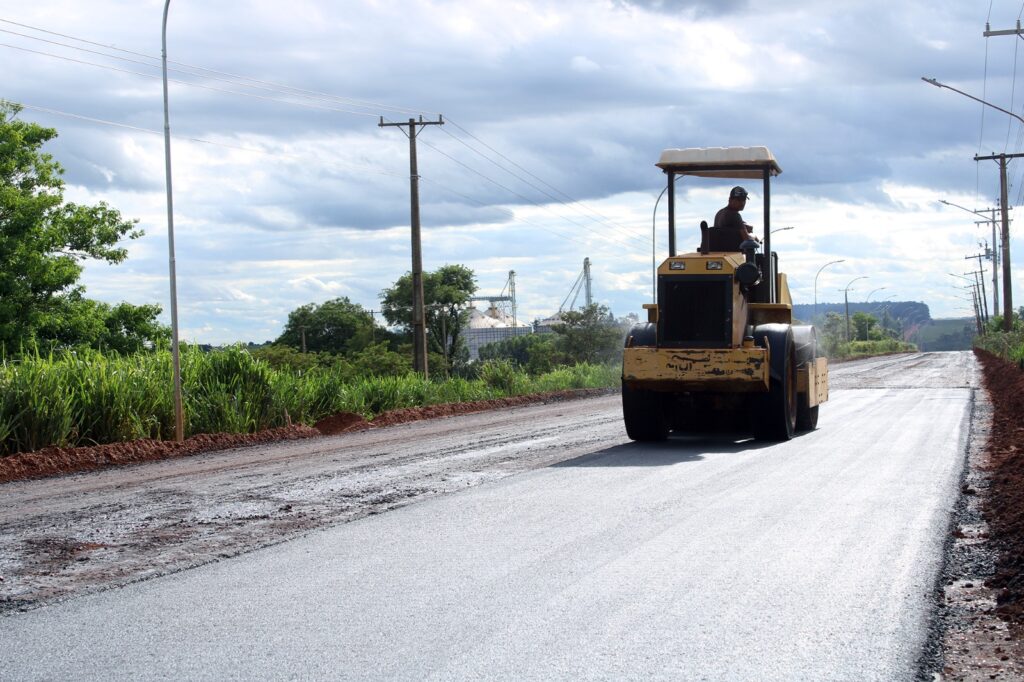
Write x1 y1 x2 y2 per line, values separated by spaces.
974 152 1024 162
984 21 1024 37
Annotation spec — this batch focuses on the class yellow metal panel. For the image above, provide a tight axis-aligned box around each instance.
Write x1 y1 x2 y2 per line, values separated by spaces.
731 286 748 346
776 273 792 306
623 347 769 392
814 357 829 405
749 303 792 326
658 253 745 276
796 357 829 407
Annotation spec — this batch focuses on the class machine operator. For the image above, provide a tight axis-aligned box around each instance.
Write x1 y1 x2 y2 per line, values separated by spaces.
712 186 761 251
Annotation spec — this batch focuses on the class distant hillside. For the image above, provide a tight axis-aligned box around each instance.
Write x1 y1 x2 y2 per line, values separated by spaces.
906 318 975 351
793 301 931 328
792 301 974 351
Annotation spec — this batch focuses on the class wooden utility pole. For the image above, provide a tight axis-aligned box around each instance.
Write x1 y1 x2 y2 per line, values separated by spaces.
975 152 1024 330
965 254 989 323
972 287 984 335
980 22 1024 329
973 208 1004 312
379 115 444 377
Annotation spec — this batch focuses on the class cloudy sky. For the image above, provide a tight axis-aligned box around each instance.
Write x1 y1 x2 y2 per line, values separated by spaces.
2 0 1022 343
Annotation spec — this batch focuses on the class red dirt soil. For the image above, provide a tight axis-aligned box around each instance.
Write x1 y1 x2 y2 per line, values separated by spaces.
974 348 1024 627
0 388 612 485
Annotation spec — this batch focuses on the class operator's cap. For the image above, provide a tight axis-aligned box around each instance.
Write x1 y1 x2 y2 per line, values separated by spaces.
730 186 749 199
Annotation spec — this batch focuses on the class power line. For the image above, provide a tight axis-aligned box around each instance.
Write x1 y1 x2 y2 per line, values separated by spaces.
413 132 648 254
15 101 584 252
0 18 430 117
1 41 384 118
979 3 994 204
9 100 405 177
15 96 606 248
445 117 649 241
417 175 626 253
7 18 653 255
438 125 647 244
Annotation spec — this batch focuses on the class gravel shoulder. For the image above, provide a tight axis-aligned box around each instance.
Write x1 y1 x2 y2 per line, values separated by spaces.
0 391 627 613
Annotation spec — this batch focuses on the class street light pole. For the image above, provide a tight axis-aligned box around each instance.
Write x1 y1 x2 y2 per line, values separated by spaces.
161 0 184 443
840 276 868 342
814 259 845 324
651 176 683 301
865 286 887 305
651 184 667 302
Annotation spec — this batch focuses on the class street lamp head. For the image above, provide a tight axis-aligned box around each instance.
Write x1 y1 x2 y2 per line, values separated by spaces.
842 275 868 291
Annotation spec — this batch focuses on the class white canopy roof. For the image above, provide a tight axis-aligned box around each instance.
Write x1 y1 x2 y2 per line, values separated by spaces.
656 146 782 178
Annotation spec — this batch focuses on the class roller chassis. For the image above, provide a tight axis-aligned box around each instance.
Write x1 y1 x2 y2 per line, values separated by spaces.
623 147 829 442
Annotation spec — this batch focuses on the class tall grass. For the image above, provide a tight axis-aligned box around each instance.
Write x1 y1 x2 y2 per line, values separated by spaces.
975 330 1024 364
0 348 619 456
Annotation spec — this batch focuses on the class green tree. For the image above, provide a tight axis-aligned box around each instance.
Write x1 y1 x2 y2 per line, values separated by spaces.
250 344 332 373
0 101 143 353
851 311 879 341
552 303 622 365
478 333 561 375
276 297 378 355
380 264 477 370
347 341 411 377
819 312 847 357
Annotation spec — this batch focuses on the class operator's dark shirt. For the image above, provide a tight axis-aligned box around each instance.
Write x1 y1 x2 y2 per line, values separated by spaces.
711 206 749 251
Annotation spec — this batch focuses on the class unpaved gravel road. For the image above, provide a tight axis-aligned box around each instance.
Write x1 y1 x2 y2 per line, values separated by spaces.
0 352 978 680
0 390 627 612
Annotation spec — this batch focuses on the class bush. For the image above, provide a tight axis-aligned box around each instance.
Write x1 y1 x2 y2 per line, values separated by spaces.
478 359 521 393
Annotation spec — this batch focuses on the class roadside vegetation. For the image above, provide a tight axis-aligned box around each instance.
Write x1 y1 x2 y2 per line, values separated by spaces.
0 347 619 456
815 311 917 359
0 104 627 457
972 311 1024 363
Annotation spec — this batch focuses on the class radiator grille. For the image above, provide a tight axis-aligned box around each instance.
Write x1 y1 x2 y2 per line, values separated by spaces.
658 275 733 348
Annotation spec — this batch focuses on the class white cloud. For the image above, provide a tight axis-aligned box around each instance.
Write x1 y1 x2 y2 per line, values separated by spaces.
5 0 1017 343
570 56 601 74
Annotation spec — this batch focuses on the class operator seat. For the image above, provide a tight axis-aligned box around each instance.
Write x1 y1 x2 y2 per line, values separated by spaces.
707 226 743 252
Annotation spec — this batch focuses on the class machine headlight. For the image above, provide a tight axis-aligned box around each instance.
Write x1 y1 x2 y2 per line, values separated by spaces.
669 262 686 270
705 261 723 271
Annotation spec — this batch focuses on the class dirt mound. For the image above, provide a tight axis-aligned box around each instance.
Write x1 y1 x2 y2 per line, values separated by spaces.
314 412 370 435
0 425 320 485
974 349 1024 625
369 390 599 427
0 387 616 485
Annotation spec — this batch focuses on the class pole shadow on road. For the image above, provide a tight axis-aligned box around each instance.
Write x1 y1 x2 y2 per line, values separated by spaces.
553 434 772 468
